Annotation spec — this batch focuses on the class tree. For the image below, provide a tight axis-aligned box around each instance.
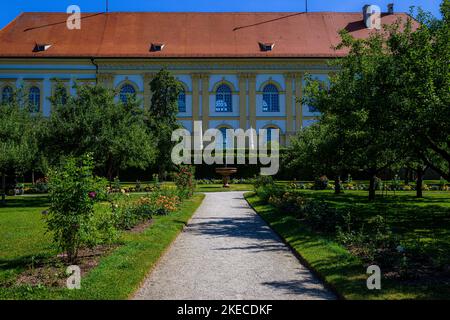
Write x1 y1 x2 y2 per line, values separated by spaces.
0 88 40 204
45 82 156 182
285 118 347 194
387 2 450 183
45 154 108 263
146 68 183 180
303 30 403 200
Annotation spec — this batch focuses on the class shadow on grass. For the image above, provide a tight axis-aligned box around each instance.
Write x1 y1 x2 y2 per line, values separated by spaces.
0 196 49 209
0 253 51 274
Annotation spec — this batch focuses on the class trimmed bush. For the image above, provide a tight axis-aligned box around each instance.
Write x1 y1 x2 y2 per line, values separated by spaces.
45 154 109 263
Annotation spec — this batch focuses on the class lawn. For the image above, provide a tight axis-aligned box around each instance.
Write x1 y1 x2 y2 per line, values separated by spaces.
195 183 252 193
245 190 450 299
104 181 252 193
0 193 205 299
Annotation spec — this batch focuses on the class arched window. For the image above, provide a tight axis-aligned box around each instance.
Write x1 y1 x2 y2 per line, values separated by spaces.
1 86 13 104
28 86 40 112
119 84 136 103
215 84 232 112
178 89 186 112
262 84 279 112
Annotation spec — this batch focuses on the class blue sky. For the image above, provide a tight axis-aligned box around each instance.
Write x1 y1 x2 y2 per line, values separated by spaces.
1 0 442 29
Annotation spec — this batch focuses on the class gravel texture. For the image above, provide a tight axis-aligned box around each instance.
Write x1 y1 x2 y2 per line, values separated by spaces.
133 191 335 300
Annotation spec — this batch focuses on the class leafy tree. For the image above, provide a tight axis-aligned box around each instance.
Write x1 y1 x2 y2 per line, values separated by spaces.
301 1 449 200
146 68 183 180
303 30 403 200
45 154 109 263
45 82 156 182
285 118 347 194
386 2 450 183
0 88 40 204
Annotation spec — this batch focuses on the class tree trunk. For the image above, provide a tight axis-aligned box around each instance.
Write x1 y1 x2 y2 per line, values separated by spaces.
404 168 410 185
31 170 35 185
368 171 377 201
107 156 114 188
416 167 424 198
334 175 341 194
1 173 5 206
159 167 166 182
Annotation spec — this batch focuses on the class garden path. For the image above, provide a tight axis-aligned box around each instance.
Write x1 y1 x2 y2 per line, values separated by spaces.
133 191 335 300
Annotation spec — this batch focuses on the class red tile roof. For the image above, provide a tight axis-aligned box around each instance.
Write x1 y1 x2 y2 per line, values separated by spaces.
0 12 413 58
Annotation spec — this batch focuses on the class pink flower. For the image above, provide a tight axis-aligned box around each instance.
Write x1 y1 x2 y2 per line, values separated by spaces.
88 191 97 199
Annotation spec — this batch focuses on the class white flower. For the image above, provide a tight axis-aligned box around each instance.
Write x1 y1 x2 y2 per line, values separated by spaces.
396 245 405 253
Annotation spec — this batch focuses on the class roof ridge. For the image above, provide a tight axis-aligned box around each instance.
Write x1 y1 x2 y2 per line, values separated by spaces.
17 11 409 15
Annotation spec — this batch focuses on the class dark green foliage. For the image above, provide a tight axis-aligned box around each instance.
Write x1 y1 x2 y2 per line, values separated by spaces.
146 68 183 179
0 87 41 204
45 154 111 263
45 82 156 182
298 3 450 200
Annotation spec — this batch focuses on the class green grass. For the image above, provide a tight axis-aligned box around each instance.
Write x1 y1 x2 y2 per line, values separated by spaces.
195 183 252 193
117 181 252 193
0 194 205 300
245 191 450 300
301 190 450 252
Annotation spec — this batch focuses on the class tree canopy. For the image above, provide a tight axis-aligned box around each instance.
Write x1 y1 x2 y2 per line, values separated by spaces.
44 82 156 181
146 68 183 179
295 1 449 200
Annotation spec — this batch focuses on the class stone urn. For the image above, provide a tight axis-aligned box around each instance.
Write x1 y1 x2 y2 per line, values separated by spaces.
215 167 237 188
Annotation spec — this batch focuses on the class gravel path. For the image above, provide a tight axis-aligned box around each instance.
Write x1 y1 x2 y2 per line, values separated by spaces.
133 191 335 300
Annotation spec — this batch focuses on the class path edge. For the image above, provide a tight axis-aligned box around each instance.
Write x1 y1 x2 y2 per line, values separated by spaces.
129 193 206 300
244 192 344 300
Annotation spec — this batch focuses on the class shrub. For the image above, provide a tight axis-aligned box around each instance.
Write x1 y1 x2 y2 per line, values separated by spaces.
255 184 284 202
402 184 412 191
148 187 181 215
253 175 274 190
111 195 154 230
113 176 121 192
45 154 105 263
35 177 49 193
313 175 328 190
81 205 119 247
302 200 344 232
135 180 142 192
287 182 300 189
268 191 306 216
173 165 196 198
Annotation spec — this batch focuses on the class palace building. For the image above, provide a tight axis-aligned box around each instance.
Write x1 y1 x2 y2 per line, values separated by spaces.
0 8 408 145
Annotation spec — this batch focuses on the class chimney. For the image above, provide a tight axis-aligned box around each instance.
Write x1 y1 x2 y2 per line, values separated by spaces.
363 4 370 21
387 3 394 14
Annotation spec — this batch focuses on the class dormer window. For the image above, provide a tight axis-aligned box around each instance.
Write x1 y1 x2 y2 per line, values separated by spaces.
150 43 165 52
33 43 51 52
259 42 275 52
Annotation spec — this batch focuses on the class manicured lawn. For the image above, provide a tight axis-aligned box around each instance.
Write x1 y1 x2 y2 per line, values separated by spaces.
195 183 252 193
0 193 205 299
245 190 450 299
118 181 252 193
0 196 53 288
